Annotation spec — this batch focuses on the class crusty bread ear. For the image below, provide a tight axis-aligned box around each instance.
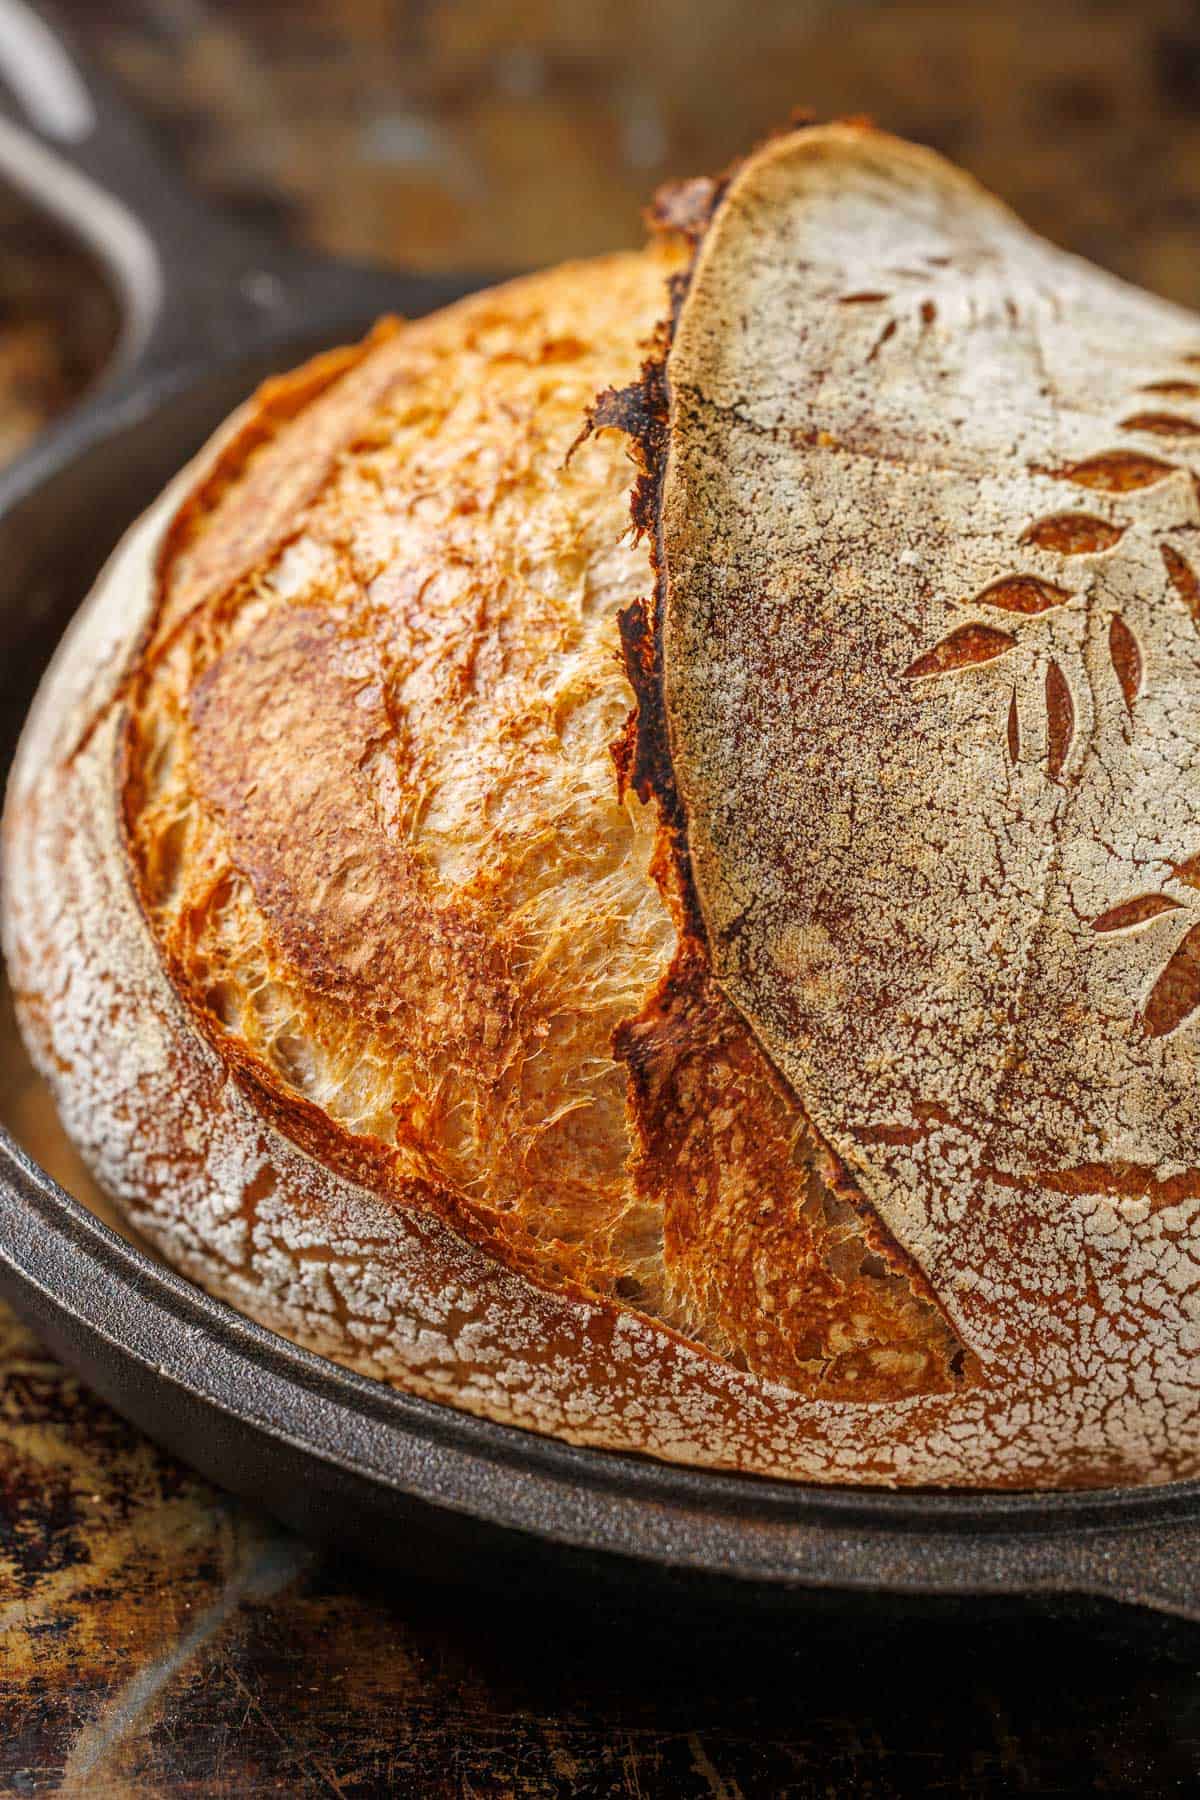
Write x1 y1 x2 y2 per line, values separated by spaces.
6 124 1200 1489
648 123 1200 1481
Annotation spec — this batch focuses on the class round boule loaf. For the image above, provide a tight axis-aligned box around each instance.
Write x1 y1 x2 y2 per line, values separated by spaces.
7 124 1200 1488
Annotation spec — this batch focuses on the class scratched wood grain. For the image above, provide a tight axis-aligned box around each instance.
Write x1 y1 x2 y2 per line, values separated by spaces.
4 2 1200 1792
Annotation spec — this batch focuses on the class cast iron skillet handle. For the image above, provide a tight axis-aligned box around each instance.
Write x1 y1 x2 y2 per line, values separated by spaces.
0 0 488 719
1017 1501 1200 1622
1079 1520 1200 1622
0 0 475 378
0 0 286 375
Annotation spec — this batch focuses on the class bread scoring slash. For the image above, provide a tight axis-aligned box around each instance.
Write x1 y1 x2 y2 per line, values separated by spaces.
5 123 1200 1487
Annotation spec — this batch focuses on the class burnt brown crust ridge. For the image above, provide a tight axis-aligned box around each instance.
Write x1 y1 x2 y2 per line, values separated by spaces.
592 145 966 1390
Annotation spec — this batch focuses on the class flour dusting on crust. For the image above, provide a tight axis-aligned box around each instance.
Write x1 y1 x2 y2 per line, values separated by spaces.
654 124 1200 1484
6 133 1200 1485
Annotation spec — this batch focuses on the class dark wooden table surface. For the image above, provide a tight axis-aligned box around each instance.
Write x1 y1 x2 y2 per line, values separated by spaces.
4 2 1200 1791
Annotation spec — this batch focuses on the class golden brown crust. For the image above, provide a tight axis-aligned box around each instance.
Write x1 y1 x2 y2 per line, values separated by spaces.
617 940 964 1397
124 252 692 1314
0 235 934 1429
190 606 519 1084
149 328 403 650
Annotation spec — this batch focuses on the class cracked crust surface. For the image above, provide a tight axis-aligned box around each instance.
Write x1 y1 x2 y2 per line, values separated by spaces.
654 124 1200 1485
5 127 1199 1486
3 241 964 1488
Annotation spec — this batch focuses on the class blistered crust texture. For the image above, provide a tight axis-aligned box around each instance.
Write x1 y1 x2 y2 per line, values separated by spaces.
659 125 1200 1485
3 244 975 1488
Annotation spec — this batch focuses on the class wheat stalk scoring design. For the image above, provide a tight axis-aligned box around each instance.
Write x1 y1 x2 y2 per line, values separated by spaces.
902 567 1084 776
1092 856 1200 1039
900 400 1200 1039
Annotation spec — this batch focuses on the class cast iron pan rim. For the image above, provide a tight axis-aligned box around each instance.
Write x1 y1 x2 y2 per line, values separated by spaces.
4 2 1200 1611
4 1125 1197 1549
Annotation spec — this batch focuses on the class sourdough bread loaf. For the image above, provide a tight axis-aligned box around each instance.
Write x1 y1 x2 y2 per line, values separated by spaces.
6 125 1200 1487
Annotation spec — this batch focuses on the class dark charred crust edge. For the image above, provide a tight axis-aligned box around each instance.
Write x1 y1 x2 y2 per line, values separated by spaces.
596 128 975 1381
590 133 826 932
584 264 705 939
593 115 880 924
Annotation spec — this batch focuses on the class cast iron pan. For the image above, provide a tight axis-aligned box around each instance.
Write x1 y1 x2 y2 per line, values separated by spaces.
2 0 1200 1621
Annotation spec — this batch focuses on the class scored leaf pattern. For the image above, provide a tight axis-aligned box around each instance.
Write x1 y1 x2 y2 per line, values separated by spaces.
1048 450 1177 491
899 358 1200 1034
1108 614 1142 713
1093 894 1180 932
901 570 1095 777
1044 659 1074 779
1145 924 1200 1039
1118 412 1200 438
1093 860 1200 1039
1080 389 1200 1039
1138 380 1200 399
974 575 1070 614
902 622 1015 679
1020 514 1124 555
1162 543 1200 630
